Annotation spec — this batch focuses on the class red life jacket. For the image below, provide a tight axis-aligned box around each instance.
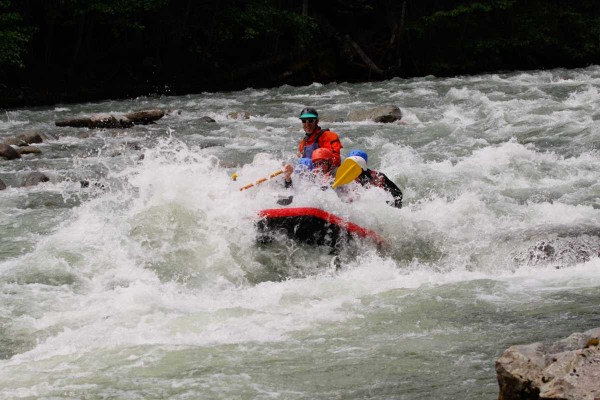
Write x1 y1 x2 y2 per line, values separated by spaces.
298 127 342 166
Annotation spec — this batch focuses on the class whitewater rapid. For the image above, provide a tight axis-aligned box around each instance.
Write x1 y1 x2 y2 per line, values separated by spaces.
0 66 599 399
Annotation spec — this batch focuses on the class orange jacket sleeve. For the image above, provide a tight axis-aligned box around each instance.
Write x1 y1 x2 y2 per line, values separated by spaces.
318 130 343 166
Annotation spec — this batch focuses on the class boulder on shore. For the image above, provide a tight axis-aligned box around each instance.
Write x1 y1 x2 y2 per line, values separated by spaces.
496 327 600 400
0 144 21 160
347 105 403 123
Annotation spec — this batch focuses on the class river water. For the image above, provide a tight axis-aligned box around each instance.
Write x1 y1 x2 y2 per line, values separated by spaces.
1 66 599 399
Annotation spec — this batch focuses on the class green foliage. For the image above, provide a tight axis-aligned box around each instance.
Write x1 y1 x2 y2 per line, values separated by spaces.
64 0 168 15
2 0 600 104
216 0 317 45
61 0 169 35
0 0 35 68
406 0 600 75
422 0 516 23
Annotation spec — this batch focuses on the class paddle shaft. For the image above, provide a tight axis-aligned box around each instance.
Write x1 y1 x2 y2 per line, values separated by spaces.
239 158 359 192
239 169 284 191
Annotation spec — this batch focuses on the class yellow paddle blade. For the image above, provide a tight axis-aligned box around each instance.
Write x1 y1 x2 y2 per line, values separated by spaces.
332 158 363 188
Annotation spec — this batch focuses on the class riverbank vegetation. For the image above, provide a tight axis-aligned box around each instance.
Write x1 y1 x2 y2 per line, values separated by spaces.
1 0 599 107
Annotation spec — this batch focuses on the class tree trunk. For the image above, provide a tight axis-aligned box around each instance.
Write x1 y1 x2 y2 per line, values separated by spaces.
68 13 86 81
346 35 384 76
397 1 407 67
316 16 384 77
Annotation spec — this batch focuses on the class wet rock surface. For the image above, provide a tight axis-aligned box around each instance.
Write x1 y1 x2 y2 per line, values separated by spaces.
23 172 50 187
346 105 403 122
0 144 21 160
515 235 600 269
55 109 164 128
496 327 600 400
17 146 42 155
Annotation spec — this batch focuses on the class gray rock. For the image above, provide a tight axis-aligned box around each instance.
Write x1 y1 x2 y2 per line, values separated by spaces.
123 109 165 125
0 144 21 160
347 105 403 123
0 178 6 190
56 114 133 129
23 172 50 187
17 146 42 155
516 236 600 269
2 131 42 146
227 111 251 120
200 116 216 122
56 117 89 128
80 180 107 190
56 110 164 129
16 131 43 145
39 131 59 141
318 115 346 123
90 114 133 128
3 137 28 146
496 327 600 400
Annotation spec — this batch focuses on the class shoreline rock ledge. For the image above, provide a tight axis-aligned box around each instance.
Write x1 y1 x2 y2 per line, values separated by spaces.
496 327 600 400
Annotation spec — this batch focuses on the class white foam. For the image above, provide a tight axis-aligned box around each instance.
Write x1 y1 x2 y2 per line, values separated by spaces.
2 67 600 399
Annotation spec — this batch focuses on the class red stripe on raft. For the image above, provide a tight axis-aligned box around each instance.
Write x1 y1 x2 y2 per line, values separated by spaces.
258 207 386 246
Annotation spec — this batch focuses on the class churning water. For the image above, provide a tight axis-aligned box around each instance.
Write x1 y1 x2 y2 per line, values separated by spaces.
1 66 599 399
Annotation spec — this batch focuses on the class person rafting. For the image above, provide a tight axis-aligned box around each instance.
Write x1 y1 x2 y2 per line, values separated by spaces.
347 149 403 209
297 107 343 167
283 157 313 188
284 148 337 188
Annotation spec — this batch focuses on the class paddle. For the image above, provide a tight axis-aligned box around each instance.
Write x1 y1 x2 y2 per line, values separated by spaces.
331 158 364 189
239 157 362 193
239 169 284 191
276 195 294 205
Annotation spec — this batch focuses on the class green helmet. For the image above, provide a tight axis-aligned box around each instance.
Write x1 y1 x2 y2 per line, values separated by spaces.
299 107 318 119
